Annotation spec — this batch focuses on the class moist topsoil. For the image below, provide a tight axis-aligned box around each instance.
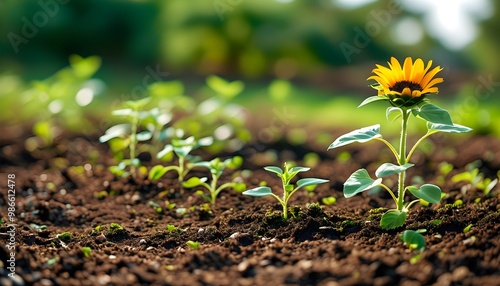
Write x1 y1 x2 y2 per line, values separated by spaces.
1 127 499 286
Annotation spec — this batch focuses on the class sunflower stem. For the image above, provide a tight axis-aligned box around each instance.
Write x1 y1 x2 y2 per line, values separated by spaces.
397 109 410 211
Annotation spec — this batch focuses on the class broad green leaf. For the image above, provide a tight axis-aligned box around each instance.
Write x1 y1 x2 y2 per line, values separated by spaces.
343 169 382 198
157 144 173 159
408 184 442 204
183 177 207 188
386 107 402 122
412 104 453 125
148 165 168 180
264 166 283 175
428 123 472 134
328 125 381 150
174 146 193 157
358 95 389 108
243 186 273 197
380 210 407 229
401 230 426 251
296 178 329 189
375 163 414 178
69 55 101 79
136 130 152 142
99 124 131 143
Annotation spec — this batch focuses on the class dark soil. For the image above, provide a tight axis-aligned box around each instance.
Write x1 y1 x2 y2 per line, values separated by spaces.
1 126 500 286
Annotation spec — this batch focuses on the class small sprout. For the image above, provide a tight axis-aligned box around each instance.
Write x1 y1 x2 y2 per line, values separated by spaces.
183 156 246 205
321 196 337 205
165 201 176 210
452 163 498 195
148 201 163 214
400 230 426 251
94 190 108 199
463 224 473 233
46 257 58 266
166 224 183 234
186 240 200 250
453 199 464 207
57 232 71 241
30 223 47 232
109 223 125 235
243 163 329 220
150 134 213 184
431 219 443 226
81 247 92 258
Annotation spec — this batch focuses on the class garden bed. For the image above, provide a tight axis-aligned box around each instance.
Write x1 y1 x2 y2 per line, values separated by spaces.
1 128 500 286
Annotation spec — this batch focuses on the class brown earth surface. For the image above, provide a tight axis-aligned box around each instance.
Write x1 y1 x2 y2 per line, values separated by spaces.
1 127 500 286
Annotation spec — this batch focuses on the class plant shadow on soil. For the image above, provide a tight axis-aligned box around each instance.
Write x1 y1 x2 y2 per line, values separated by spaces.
1 128 500 286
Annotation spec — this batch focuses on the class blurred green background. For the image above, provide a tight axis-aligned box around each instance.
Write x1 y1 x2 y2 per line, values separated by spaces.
1 0 499 140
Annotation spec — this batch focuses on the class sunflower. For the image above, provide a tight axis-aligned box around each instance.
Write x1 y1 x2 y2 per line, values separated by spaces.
367 57 443 107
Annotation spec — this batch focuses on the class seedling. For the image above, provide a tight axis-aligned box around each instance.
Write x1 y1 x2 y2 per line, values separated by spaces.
186 240 200 250
328 57 472 229
57 232 71 241
182 156 246 204
321 196 337 205
81 247 92 258
166 224 184 234
463 224 473 233
400 229 426 251
109 223 125 235
451 162 498 196
243 163 329 220
149 134 213 184
99 97 151 178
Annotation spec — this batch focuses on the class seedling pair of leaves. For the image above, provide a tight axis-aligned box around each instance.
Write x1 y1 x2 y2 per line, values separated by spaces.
329 98 472 229
182 156 246 205
243 163 329 220
451 162 498 196
148 135 214 184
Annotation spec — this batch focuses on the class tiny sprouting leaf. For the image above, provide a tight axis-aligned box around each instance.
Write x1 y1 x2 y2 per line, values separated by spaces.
386 107 402 122
157 144 173 159
136 130 153 142
343 169 383 198
227 156 243 169
233 182 246 192
427 123 472 134
174 146 193 157
206 75 244 100
408 184 442 204
296 178 329 189
463 224 473 233
358 95 389 107
124 97 151 111
99 124 131 143
412 103 453 125
243 186 273 197
130 158 141 167
328 124 381 150
183 177 208 188
401 230 426 251
197 136 214 147
380 210 407 229
148 165 168 180
375 163 414 178
264 166 283 175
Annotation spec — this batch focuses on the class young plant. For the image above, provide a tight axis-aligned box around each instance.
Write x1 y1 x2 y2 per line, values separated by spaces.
148 134 213 184
182 156 246 205
328 57 472 229
451 162 498 196
99 97 151 178
400 229 426 251
243 163 329 220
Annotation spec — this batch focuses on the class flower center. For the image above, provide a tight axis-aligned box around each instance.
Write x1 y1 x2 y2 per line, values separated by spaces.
390 81 422 93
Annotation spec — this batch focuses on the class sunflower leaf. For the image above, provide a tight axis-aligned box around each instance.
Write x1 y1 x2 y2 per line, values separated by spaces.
380 210 407 229
358 95 389 108
328 125 381 150
343 169 382 198
427 123 472 134
412 104 453 125
375 163 414 178
386 107 402 122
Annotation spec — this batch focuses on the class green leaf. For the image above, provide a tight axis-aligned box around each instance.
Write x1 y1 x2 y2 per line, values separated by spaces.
183 177 208 188
428 123 472 134
289 166 310 174
358 95 389 107
174 146 193 157
124 97 151 111
264 166 283 175
99 124 131 143
136 130 152 142
375 163 414 178
206 75 244 99
296 178 329 189
386 107 402 122
343 169 383 198
401 230 426 251
243 186 273 197
232 182 246 192
380 210 407 229
408 184 442 204
328 124 381 150
157 145 173 159
412 103 453 125
148 165 168 180
192 161 212 170
69 54 101 79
